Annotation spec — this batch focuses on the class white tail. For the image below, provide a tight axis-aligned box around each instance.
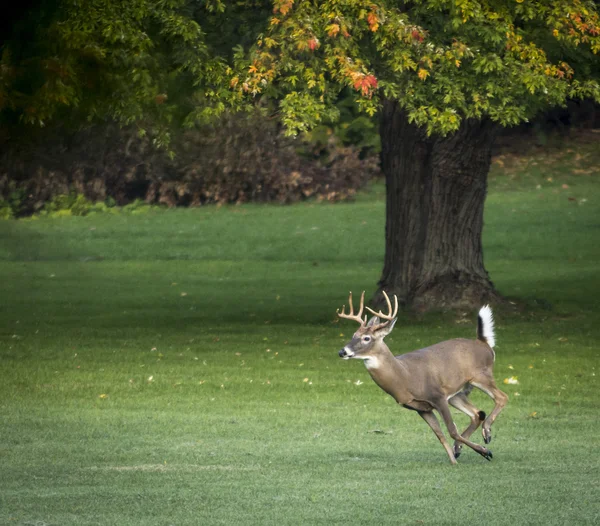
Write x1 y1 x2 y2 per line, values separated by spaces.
478 305 496 349
337 292 508 465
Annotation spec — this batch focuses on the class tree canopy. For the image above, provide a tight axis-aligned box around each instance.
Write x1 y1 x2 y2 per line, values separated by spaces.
238 0 600 135
2 1 599 141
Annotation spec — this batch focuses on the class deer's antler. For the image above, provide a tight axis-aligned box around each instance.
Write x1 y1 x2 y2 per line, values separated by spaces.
365 291 398 330
337 291 367 327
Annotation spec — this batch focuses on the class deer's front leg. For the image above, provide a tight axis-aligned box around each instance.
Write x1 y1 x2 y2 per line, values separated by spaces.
418 411 457 465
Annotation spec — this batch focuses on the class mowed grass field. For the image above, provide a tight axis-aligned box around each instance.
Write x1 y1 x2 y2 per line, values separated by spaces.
1 138 599 525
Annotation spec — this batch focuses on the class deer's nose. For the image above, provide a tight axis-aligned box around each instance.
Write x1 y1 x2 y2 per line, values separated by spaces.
339 347 354 358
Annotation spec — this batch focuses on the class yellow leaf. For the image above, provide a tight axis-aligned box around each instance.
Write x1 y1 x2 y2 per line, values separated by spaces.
503 376 519 385
327 23 340 37
99 394 108 399
417 68 429 80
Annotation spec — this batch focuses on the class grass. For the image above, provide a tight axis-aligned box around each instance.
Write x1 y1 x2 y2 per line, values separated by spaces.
1 136 599 525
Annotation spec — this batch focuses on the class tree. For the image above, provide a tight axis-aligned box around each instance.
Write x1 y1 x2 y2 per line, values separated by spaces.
0 0 231 149
3 1 600 310
231 0 600 310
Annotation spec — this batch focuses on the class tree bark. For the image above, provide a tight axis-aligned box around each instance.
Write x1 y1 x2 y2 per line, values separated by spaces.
376 99 501 311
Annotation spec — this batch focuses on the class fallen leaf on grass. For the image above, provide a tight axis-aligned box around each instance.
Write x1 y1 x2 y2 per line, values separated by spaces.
503 376 519 385
99 394 108 399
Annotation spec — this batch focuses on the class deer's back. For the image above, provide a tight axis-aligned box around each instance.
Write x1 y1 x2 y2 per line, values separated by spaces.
395 338 494 398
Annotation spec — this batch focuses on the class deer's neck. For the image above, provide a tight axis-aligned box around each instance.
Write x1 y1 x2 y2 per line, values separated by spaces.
364 343 412 404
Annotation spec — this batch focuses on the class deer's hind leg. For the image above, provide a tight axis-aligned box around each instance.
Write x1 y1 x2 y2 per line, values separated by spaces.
448 392 486 459
433 398 493 462
471 375 509 444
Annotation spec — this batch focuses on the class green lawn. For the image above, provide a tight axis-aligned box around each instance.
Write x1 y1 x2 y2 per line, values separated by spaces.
1 140 599 525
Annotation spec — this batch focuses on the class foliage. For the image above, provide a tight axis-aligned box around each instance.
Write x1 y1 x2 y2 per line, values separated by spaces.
0 140 599 523
2 1 599 141
168 112 378 205
0 116 378 215
0 0 230 147
237 0 600 136
0 201 13 219
42 193 93 216
304 94 381 156
35 192 160 218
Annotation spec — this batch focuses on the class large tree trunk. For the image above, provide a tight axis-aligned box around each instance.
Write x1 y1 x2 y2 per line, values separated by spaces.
376 100 501 311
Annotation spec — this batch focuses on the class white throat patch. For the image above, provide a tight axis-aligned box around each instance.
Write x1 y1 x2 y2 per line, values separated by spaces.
363 356 380 369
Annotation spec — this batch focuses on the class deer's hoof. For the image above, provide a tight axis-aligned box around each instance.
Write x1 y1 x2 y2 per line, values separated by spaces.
482 449 493 461
453 445 462 459
483 430 492 444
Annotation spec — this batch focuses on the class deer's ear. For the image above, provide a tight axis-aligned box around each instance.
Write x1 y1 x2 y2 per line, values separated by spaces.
366 316 380 327
375 318 397 338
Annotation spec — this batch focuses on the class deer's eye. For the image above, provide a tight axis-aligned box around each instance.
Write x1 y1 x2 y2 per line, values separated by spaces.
362 335 372 344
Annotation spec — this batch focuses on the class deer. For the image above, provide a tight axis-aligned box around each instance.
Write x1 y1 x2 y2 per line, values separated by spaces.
336 291 508 464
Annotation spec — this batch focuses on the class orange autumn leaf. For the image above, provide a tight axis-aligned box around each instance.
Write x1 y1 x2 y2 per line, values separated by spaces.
368 11 379 32
274 0 293 16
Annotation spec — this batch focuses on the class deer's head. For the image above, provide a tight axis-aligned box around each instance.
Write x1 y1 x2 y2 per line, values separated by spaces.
337 291 398 362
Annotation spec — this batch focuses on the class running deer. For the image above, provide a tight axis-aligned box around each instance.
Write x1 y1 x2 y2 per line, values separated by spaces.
337 291 508 464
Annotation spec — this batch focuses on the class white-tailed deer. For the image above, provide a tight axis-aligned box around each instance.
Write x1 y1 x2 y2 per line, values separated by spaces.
337 291 508 464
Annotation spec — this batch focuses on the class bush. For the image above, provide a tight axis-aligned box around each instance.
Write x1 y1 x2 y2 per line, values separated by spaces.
0 113 380 215
0 201 14 219
42 193 93 217
157 112 379 206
